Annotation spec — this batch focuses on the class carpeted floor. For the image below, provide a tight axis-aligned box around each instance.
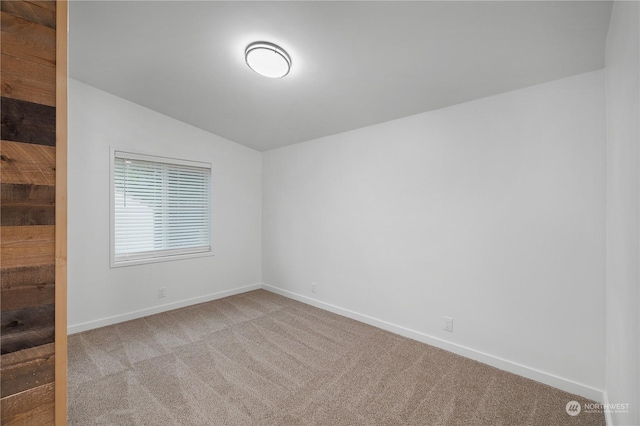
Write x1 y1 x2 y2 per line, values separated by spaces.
68 290 604 425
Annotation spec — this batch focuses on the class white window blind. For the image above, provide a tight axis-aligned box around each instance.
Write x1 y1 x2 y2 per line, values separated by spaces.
113 151 211 265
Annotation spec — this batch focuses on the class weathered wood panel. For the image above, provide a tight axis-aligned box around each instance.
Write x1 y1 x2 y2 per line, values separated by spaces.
2 304 55 333
1 53 56 106
1 343 54 397
1 265 55 311
1 282 55 311
1 205 55 226
1 182 56 226
0 98 56 146
0 141 56 185
26 1 56 12
0 0 63 419
1 304 55 354
1 183 55 226
0 265 55 287
1 327 55 355
0 11 55 67
1 1 56 29
0 382 54 425
1 183 56 205
0 225 55 268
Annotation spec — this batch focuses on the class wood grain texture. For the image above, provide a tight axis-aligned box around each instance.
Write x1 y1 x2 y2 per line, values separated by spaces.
1 54 56 106
1 183 56 205
1 0 55 29
0 1 63 423
2 304 55 334
0 225 55 268
26 1 56 12
1 141 56 185
1 304 55 354
0 11 56 67
1 264 55 287
1 327 55 355
1 205 54 226
55 2 68 423
1 283 55 311
1 182 56 226
1 265 55 310
0 98 56 146
1 382 54 425
1 343 55 397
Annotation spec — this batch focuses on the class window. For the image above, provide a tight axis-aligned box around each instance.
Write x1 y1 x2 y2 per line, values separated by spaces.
111 150 211 266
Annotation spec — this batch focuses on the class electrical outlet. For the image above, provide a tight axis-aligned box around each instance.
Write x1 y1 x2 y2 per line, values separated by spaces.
311 282 317 294
443 316 453 332
158 287 166 298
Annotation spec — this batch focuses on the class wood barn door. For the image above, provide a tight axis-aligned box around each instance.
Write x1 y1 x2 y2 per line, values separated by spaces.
1 0 68 424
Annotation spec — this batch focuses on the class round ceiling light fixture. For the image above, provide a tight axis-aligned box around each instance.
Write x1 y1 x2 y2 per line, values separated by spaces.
245 41 291 78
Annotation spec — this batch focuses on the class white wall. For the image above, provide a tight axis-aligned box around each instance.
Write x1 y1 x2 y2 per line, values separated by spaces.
263 70 606 399
68 79 262 332
605 2 640 425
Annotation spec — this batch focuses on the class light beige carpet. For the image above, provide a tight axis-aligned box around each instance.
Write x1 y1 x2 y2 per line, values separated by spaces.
68 290 604 425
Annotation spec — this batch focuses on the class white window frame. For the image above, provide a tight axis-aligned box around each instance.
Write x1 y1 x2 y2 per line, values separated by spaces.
110 148 213 268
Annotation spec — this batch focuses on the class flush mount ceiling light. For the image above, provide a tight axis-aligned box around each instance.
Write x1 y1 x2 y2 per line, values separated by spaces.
245 41 291 78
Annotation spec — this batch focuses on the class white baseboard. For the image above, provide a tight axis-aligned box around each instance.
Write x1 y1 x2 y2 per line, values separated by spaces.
67 283 262 334
262 283 604 403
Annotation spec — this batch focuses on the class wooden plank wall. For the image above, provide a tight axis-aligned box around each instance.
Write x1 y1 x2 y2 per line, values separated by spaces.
1 0 63 424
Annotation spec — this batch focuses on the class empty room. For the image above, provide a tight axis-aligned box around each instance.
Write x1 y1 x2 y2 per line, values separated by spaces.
0 0 638 425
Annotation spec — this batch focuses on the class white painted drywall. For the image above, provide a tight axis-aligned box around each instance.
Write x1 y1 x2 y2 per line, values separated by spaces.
263 71 606 396
605 2 640 425
68 79 262 332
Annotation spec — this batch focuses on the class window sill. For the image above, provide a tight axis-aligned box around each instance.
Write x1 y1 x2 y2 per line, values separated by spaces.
110 250 214 268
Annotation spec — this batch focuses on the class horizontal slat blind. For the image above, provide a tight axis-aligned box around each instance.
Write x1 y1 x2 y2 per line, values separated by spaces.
113 152 211 263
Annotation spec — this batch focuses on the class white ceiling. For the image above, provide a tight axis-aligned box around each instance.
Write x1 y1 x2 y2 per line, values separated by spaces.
69 1 612 152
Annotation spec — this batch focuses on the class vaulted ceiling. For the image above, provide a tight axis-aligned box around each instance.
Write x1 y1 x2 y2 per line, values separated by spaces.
70 1 612 151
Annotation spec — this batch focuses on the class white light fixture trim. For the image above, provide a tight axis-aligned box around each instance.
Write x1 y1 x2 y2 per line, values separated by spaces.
245 41 291 78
